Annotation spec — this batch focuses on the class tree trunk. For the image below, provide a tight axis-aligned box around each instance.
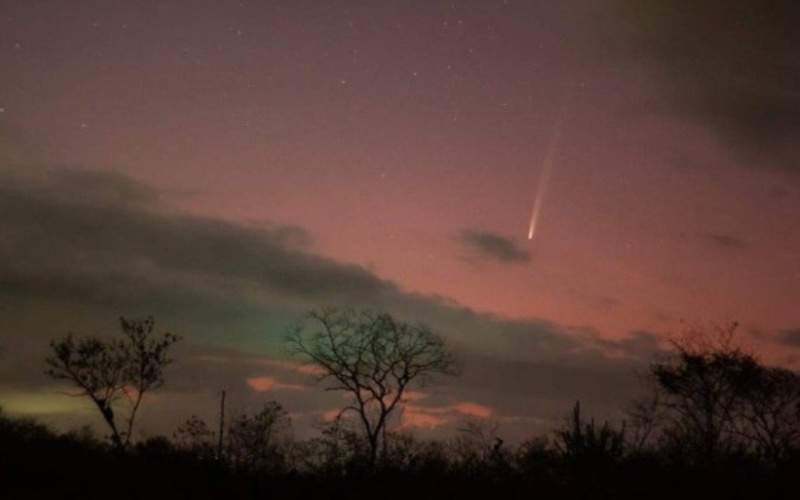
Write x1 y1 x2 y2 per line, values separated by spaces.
218 390 226 460
98 402 125 452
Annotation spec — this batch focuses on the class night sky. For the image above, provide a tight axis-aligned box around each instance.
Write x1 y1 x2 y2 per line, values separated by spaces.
1 0 799 440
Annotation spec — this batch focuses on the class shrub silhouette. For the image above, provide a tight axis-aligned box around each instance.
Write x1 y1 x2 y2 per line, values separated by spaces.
12 315 800 499
555 401 625 469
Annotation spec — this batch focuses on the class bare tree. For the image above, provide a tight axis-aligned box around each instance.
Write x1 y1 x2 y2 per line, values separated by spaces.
451 417 508 472
648 322 758 460
45 316 179 451
174 415 217 459
735 365 800 463
287 307 458 466
226 402 292 474
625 376 667 453
298 416 369 474
639 320 800 464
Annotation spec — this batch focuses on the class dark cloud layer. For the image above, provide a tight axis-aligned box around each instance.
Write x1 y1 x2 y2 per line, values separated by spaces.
698 233 748 251
672 231 749 252
458 230 531 264
596 0 800 171
0 169 653 440
778 329 800 348
0 170 397 307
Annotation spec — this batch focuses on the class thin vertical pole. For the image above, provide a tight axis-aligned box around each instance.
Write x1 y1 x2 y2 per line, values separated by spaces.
217 390 226 460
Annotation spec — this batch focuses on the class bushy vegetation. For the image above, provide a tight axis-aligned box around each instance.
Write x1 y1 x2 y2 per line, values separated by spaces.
3 402 799 500
2 317 800 499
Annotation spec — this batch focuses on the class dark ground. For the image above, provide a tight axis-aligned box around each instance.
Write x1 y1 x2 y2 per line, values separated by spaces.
2 413 799 500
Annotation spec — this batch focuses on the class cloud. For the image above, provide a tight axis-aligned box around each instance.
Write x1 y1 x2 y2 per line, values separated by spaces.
452 401 493 419
778 329 800 348
673 231 748 252
246 376 308 392
400 396 494 429
458 230 531 264
0 169 400 312
402 409 450 429
698 233 748 251
604 330 665 359
0 168 656 440
592 0 800 171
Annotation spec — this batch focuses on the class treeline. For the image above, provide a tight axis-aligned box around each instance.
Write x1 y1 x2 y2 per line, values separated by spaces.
2 313 800 499
3 397 799 499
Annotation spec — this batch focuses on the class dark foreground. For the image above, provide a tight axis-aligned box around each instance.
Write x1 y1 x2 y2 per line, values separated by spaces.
2 413 799 500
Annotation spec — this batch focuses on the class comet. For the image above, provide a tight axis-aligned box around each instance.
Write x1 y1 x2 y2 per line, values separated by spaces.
527 111 565 240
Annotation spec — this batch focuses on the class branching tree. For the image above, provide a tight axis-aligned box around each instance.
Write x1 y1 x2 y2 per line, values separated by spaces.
451 417 508 473
639 320 800 464
648 321 758 460
45 316 179 451
735 365 800 463
625 377 666 453
174 415 217 459
287 307 458 466
298 416 367 475
227 402 292 474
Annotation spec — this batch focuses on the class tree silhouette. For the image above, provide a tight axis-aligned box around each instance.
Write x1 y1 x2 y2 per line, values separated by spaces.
45 316 179 451
635 320 800 463
174 415 217 459
735 363 800 462
226 402 292 474
299 416 367 475
451 417 509 473
287 307 457 467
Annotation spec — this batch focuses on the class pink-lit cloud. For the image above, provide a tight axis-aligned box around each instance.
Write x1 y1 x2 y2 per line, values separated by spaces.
401 398 495 429
452 401 493 419
257 359 328 377
246 376 307 393
402 408 451 429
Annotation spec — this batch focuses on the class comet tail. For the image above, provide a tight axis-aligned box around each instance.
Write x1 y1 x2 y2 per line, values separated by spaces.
527 112 564 240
